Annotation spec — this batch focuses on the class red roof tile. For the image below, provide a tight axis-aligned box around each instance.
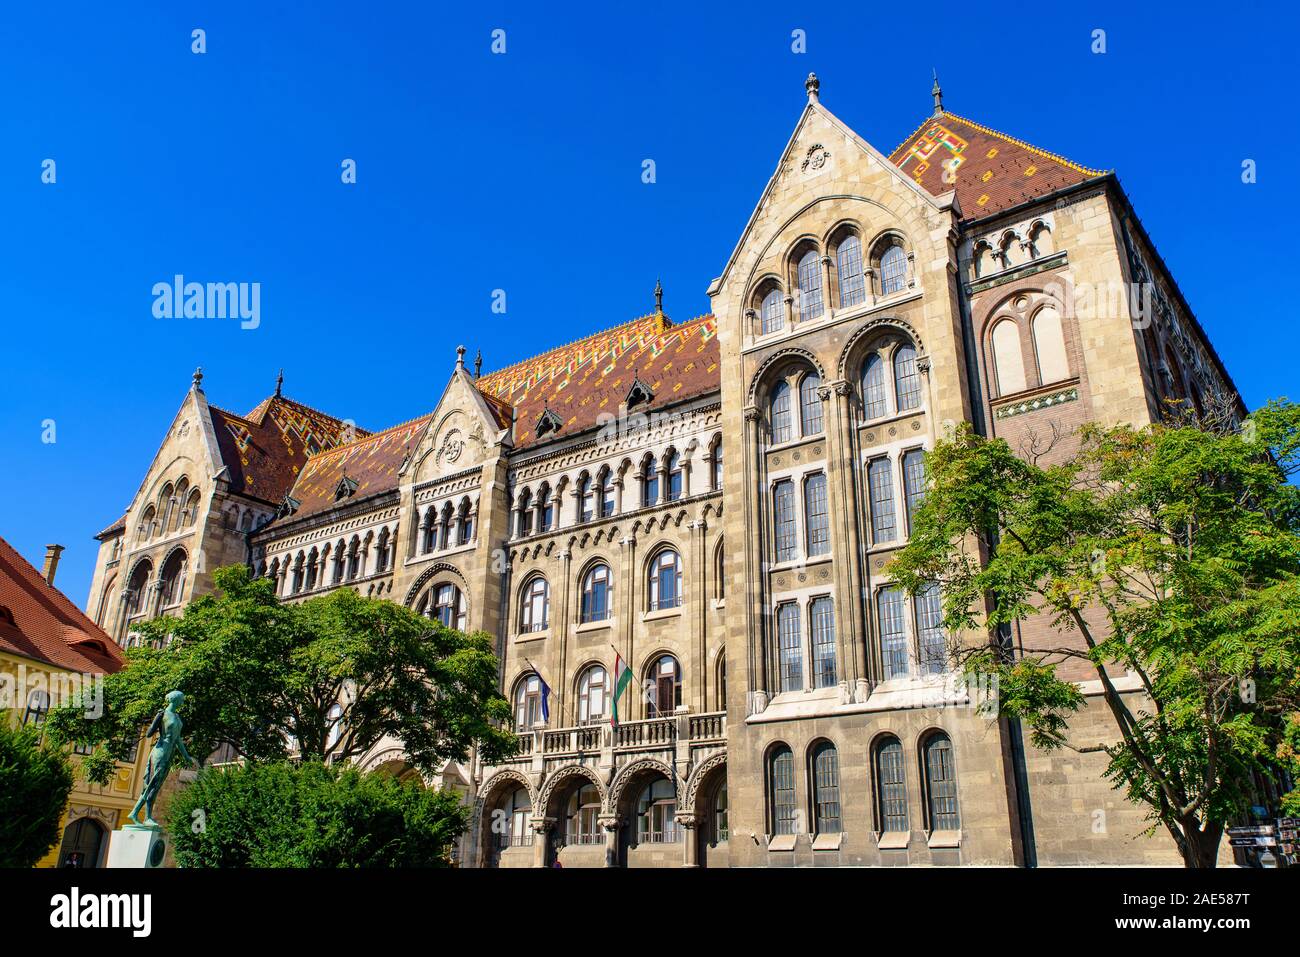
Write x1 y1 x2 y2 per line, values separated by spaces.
476 312 720 448
209 394 368 506
0 536 124 674
889 111 1106 219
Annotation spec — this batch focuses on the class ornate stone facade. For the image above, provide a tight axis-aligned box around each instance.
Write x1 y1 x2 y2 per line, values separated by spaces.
86 76 1239 867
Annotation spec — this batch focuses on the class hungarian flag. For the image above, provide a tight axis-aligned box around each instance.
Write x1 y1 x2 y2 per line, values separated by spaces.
611 654 633 728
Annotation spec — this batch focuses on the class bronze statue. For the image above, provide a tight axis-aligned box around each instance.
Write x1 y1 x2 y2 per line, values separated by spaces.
127 690 198 827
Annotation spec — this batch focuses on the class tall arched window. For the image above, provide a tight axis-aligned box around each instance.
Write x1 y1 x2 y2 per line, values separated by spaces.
799 373 823 436
139 505 157 541
665 452 683 502
776 601 802 692
770 380 793 444
305 547 320 591
577 665 609 724
893 343 921 412
992 318 1027 395
432 583 467 631
804 472 829 557
768 745 797 835
923 732 960 831
517 489 534 536
874 736 908 833
346 537 361 580
642 457 659 506
457 499 474 544
125 560 151 617
646 655 681 717
599 469 616 517
637 778 678 843
761 286 785 335
837 234 865 308
810 595 836 688
182 487 201 527
158 550 187 608
422 506 437 553
580 563 612 623
880 242 907 295
577 475 593 523
862 353 888 420
290 553 305 594
565 783 601 845
797 249 824 322
811 741 842 834
514 674 544 730
1032 304 1069 385
375 528 391 573
711 437 723 490
915 583 946 674
520 577 550 632
878 585 908 678
772 480 797 562
501 786 533 847
538 486 554 532
648 549 682 610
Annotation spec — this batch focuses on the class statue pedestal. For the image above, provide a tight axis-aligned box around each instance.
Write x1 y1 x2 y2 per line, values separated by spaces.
107 824 167 868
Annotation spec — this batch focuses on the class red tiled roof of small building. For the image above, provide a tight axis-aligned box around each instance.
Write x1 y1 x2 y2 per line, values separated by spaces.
476 312 720 449
889 110 1107 220
209 394 369 506
0 535 124 674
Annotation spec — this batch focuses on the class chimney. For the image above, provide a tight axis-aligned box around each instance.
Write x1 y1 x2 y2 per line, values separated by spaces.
42 544 65 586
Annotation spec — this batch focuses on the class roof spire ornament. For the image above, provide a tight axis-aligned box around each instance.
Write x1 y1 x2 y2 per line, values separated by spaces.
931 69 943 116
474 349 483 379
192 366 203 391
654 278 664 315
275 368 283 397
456 345 466 371
805 72 820 103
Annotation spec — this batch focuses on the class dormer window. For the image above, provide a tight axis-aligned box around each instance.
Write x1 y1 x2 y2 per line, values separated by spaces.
626 375 654 409
535 406 563 439
278 494 301 518
334 475 358 501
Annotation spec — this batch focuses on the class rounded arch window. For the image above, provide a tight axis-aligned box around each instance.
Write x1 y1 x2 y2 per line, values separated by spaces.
426 582 467 631
500 785 533 848
636 777 678 844
873 735 908 833
565 782 602 845
922 731 961 831
799 372 824 436
126 560 152 616
642 456 660 506
580 562 612 623
577 664 609 725
758 281 785 335
513 673 545 730
647 548 682 611
879 242 907 295
1031 304 1069 385
770 379 794 444
796 248 824 322
835 230 866 308
810 740 842 835
767 744 797 835
519 576 550 632
991 318 1027 395
158 550 188 608
645 654 681 717
893 343 921 412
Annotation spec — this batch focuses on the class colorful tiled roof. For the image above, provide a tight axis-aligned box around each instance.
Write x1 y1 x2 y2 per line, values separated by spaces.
278 415 432 522
0 536 124 674
889 111 1107 219
476 312 720 448
209 394 368 506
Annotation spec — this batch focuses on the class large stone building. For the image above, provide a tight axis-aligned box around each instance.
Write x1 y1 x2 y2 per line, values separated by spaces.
85 75 1240 867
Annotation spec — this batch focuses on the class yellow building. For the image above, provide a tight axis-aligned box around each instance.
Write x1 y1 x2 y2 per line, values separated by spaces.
0 537 145 867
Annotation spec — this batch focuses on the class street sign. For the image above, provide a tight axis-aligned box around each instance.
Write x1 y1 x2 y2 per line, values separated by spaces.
1226 824 1275 836
1229 836 1278 847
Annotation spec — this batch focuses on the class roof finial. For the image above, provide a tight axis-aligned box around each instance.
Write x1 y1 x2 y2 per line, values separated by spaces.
805 72 820 103
275 368 283 397
654 278 664 315
456 345 467 371
931 69 943 116
192 366 204 391
474 349 483 380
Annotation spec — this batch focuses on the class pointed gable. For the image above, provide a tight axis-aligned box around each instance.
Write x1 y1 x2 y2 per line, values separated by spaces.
890 110 1106 219
208 394 368 505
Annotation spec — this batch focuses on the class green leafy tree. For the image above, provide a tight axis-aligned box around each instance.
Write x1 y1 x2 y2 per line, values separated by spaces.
165 759 468 867
890 400 1300 868
0 714 75 867
46 565 515 783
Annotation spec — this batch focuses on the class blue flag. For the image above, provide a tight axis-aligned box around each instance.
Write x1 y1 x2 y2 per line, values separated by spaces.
539 675 551 723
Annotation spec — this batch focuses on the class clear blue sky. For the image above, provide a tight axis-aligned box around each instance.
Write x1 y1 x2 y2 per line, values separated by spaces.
1 2 1295 607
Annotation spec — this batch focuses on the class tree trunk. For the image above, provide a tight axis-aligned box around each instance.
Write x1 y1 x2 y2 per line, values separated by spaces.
1179 817 1224 868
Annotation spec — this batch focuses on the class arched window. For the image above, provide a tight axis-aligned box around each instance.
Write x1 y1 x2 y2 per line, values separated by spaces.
915 583 946 674
811 741 842 834
432 583 467 631
799 373 823 436
457 499 474 544
580 563 612 623
665 452 683 502
893 343 921 412
711 437 723 490
867 456 897 544
773 480 797 562
422 506 437 553
307 547 321 591
1032 304 1069 385
500 786 533 848
565 783 602 845
518 489 534 536
331 539 345 584
712 781 729 843
922 732 960 831
290 553 305 594
804 472 829 557
874 736 908 833
577 665 609 724
862 353 888 420
902 448 926 534
520 576 550 632
578 475 593 523
537 486 553 532
760 285 785 335
182 488 201 528
642 457 659 506
646 654 681 717
514 674 544 730
879 243 907 295
810 595 836 688
837 233 866 308
648 549 682 611
139 505 156 541
878 585 908 678
776 602 802 692
768 745 797 835
599 469 616 517
715 653 727 710
346 537 361 580
770 380 793 444
797 249 824 322
637 778 678 843
375 528 391 573
158 550 187 608
992 318 1027 395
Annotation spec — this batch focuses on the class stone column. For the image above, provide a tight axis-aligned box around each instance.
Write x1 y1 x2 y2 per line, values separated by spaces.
741 406 768 712
599 815 621 868
531 818 554 868
678 813 699 867
821 254 835 317
824 380 870 697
